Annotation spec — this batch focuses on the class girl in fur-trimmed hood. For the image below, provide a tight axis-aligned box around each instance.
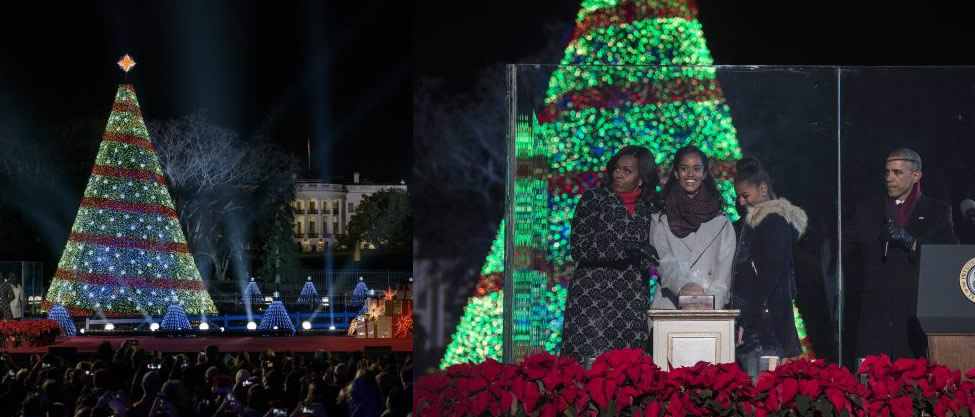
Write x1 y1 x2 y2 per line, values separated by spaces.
732 157 805 378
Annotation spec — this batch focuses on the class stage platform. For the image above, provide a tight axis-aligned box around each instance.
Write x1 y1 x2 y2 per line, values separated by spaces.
2 335 412 355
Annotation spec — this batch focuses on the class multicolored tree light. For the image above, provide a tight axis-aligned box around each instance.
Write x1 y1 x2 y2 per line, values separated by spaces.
443 0 811 367
43 81 218 317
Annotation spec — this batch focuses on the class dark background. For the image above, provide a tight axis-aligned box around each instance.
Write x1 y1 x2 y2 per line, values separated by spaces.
0 0 410 184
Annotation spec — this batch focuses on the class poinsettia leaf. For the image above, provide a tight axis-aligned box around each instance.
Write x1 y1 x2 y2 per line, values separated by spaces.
814 397 834 416
796 394 811 412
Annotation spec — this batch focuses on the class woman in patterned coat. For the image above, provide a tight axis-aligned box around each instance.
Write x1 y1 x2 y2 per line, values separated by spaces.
562 145 661 366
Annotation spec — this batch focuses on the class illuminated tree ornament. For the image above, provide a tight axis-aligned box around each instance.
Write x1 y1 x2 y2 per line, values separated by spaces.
117 54 136 73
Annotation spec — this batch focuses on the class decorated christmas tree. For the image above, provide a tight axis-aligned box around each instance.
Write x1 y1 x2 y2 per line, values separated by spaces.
297 277 319 304
242 277 264 305
442 0 812 367
161 303 191 330
43 55 218 317
351 278 369 315
259 301 295 332
48 305 77 337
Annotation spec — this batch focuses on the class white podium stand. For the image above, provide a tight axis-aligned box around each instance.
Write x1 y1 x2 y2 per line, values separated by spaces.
648 309 739 371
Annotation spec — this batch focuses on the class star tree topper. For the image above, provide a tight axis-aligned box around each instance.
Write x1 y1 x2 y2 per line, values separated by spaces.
117 54 136 73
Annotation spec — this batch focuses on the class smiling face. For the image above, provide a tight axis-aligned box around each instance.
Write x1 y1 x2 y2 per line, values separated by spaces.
734 181 769 208
675 152 705 194
611 154 641 194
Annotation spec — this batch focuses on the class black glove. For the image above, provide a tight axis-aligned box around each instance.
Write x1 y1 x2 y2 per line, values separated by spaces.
886 222 916 251
623 241 660 266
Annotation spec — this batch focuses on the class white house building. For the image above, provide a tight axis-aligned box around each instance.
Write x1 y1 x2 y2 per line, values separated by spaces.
293 172 407 252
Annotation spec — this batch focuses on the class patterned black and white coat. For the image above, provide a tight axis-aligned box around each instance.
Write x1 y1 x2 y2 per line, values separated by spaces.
561 186 656 364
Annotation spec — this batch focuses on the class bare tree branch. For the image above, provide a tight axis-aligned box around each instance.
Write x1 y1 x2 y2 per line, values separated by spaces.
147 110 298 281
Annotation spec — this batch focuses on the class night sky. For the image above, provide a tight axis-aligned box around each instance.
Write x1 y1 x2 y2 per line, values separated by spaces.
0 0 411 184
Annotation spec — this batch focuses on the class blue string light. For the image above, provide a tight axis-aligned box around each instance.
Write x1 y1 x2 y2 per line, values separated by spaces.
47 305 77 337
161 303 191 330
259 301 295 332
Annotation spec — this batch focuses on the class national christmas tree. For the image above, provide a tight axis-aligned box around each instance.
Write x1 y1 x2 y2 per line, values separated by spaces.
442 0 812 367
43 55 218 317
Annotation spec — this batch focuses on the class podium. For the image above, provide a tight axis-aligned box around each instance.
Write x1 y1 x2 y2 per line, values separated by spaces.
648 309 739 371
917 245 975 372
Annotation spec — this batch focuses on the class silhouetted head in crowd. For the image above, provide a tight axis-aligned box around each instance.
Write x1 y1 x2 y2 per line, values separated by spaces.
96 342 113 363
205 344 220 360
161 380 192 411
263 369 284 392
21 394 44 417
284 371 301 395
92 369 111 391
141 371 162 400
376 372 399 399
235 369 251 386
247 384 269 413
48 402 67 417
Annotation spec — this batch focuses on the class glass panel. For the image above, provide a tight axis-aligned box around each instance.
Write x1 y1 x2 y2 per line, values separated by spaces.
506 64 841 365
839 68 975 366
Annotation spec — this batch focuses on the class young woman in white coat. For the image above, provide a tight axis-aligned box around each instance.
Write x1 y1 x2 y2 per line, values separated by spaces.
650 146 735 310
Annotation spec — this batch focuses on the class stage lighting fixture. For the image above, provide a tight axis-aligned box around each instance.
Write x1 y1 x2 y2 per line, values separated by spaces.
199 322 210 330
104 323 115 331
80 328 86 334
329 325 336 330
149 323 159 331
247 321 257 330
302 321 312 330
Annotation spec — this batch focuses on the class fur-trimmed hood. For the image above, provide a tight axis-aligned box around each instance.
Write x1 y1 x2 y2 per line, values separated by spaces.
745 198 808 236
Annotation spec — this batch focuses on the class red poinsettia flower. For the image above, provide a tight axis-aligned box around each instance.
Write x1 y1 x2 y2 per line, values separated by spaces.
660 361 753 417
414 371 452 417
582 348 664 416
754 358 869 417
